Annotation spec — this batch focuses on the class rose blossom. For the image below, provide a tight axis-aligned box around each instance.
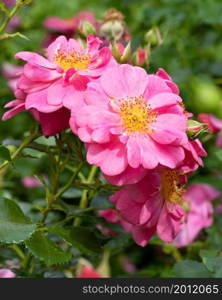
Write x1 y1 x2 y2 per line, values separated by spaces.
71 64 191 182
109 169 186 246
2 86 70 137
103 138 206 186
2 34 113 136
174 183 220 247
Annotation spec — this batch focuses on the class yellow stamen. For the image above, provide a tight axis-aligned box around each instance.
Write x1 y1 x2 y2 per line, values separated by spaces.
113 95 157 134
161 170 185 204
54 50 91 71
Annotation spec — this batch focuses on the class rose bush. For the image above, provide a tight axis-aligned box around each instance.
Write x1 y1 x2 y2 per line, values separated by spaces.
1 0 222 279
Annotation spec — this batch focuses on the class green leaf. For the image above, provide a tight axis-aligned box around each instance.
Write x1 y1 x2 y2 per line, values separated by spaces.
22 148 45 159
0 198 36 244
71 226 102 253
200 249 222 274
35 136 56 146
25 231 72 266
173 260 212 278
62 188 82 199
0 146 11 162
49 226 102 253
214 269 222 278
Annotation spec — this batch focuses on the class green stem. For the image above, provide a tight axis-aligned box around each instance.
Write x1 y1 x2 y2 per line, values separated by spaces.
22 253 32 272
51 135 63 195
54 161 84 200
0 130 41 171
74 165 98 226
172 247 183 262
65 165 86 181
40 162 84 224
71 181 121 191
0 1 21 33
11 244 26 261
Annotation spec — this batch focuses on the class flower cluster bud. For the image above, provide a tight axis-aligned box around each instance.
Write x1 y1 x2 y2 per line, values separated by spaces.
78 20 96 37
111 41 131 63
144 27 163 47
132 47 149 67
100 8 125 41
186 119 208 139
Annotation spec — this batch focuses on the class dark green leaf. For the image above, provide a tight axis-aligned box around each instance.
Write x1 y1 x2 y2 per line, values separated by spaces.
0 146 11 162
0 198 36 244
71 226 102 253
62 188 82 199
49 226 102 254
49 226 102 253
25 231 72 266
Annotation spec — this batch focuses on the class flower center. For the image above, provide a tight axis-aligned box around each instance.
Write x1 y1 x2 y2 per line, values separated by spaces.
115 95 157 134
161 170 185 204
54 50 91 71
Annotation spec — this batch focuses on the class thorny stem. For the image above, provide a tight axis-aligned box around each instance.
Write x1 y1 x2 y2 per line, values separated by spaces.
0 130 41 171
74 165 98 226
54 161 84 200
40 136 84 224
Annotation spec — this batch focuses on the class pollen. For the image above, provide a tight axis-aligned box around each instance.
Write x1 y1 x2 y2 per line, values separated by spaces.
114 95 157 134
161 170 185 204
54 50 91 71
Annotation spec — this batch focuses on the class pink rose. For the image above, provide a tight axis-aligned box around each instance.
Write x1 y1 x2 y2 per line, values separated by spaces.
71 64 190 183
174 183 220 247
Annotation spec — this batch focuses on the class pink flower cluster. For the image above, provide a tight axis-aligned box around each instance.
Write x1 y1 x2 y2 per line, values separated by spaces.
2 34 208 246
2 34 114 136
